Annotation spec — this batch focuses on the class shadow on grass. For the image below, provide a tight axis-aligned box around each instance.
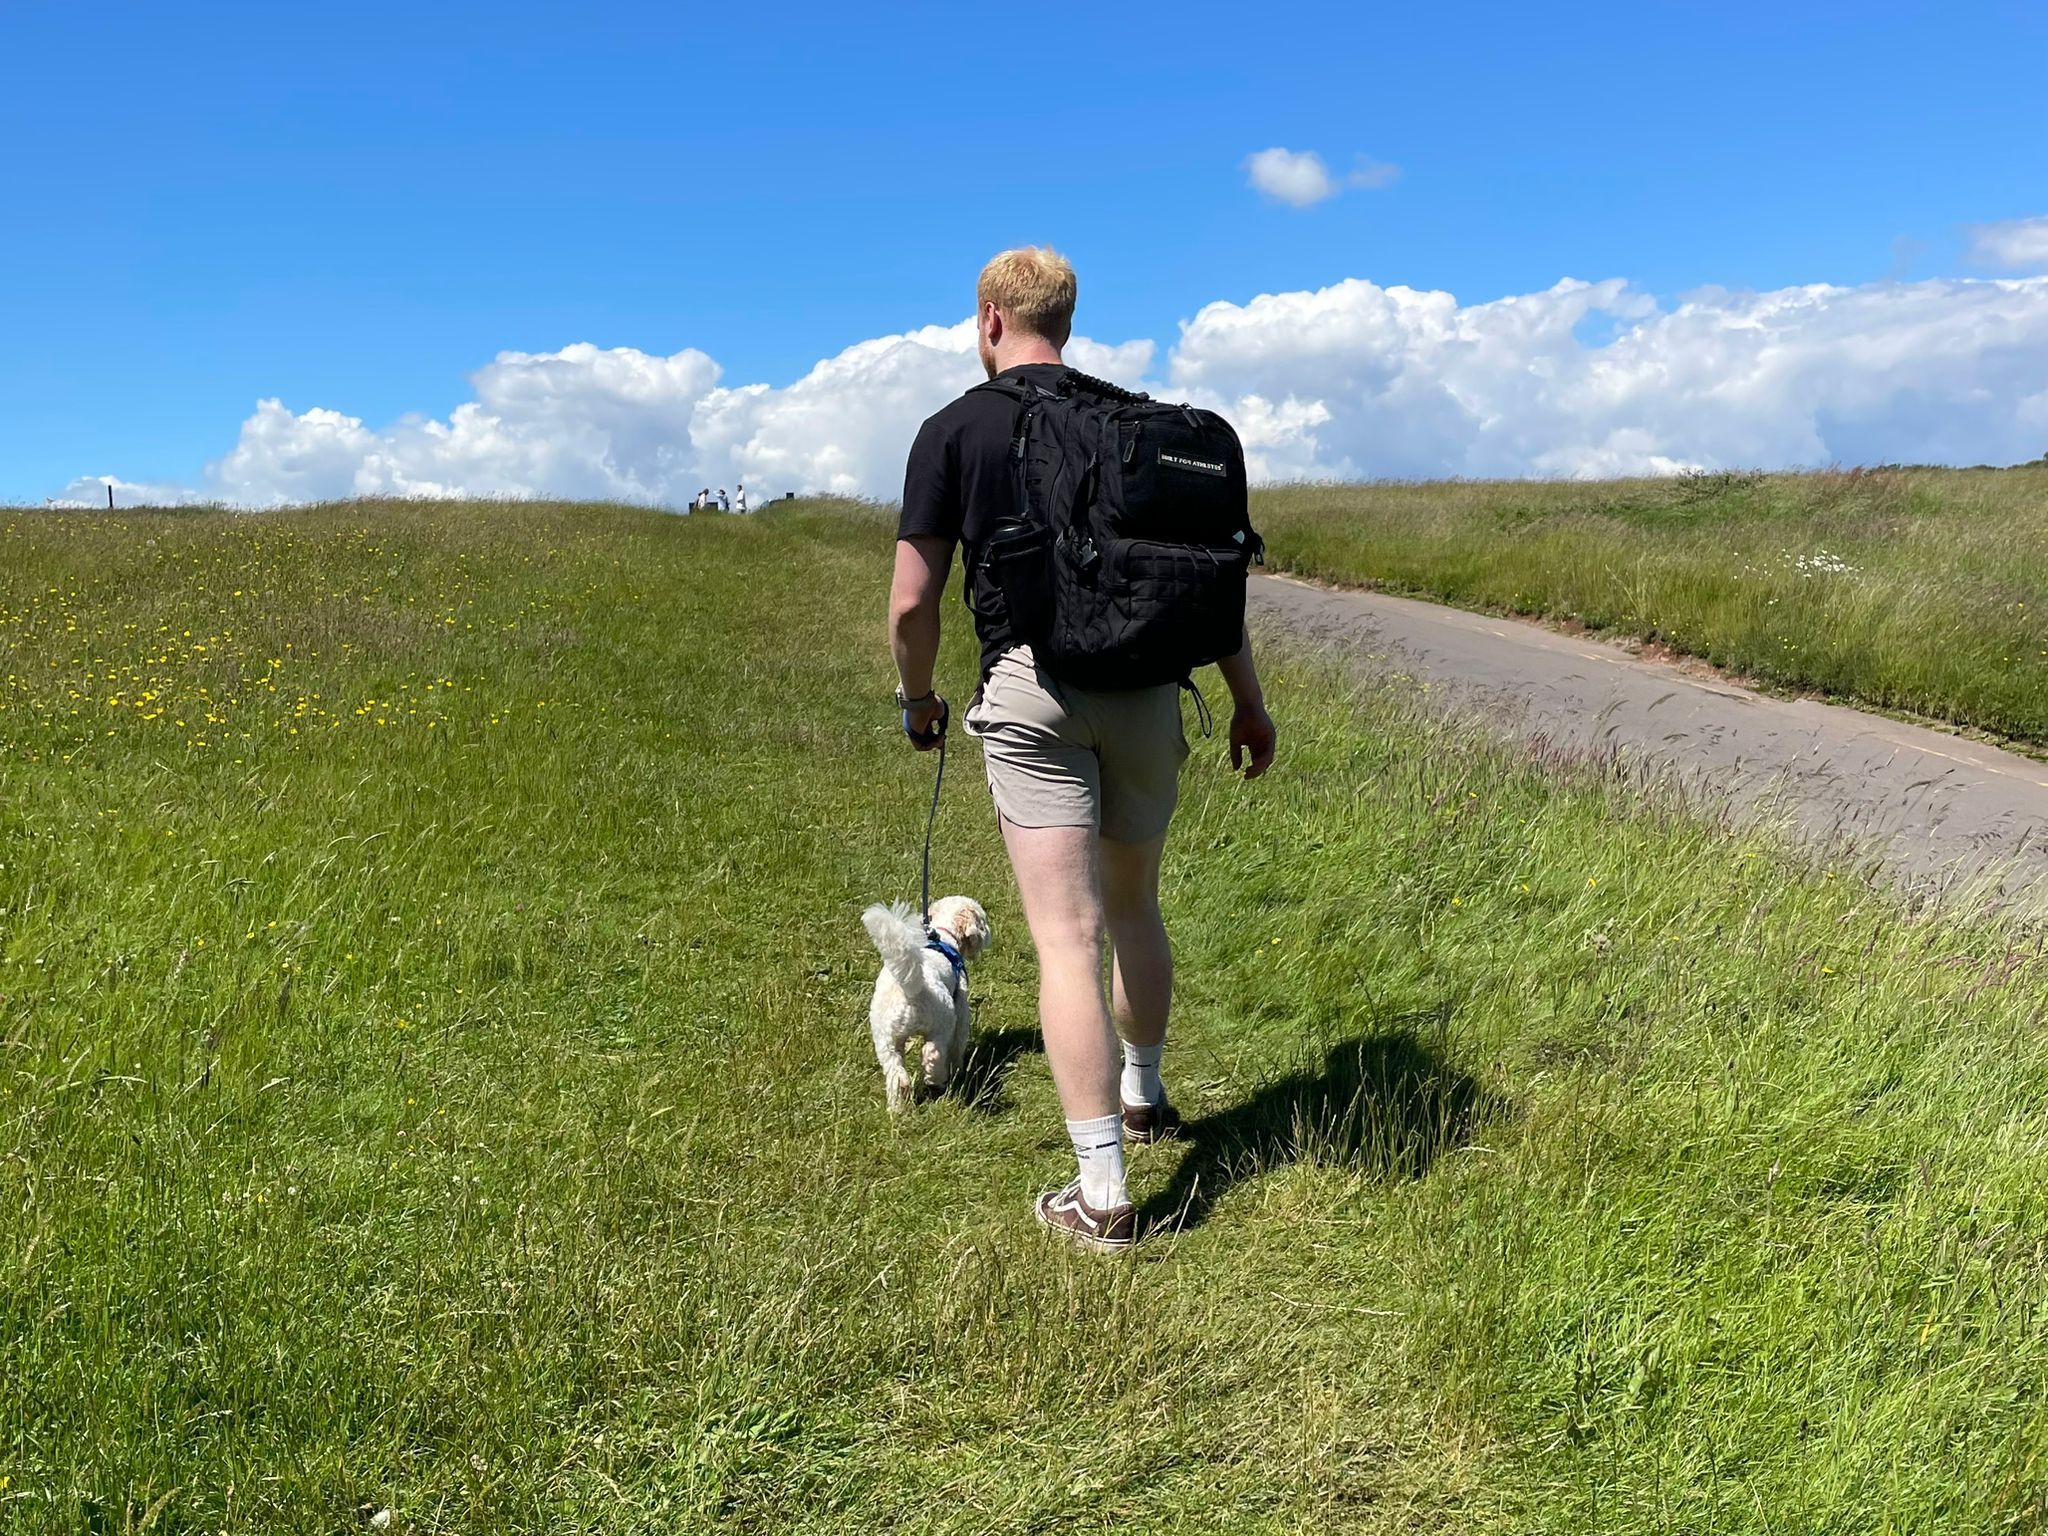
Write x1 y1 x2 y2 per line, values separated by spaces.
952 1024 1044 1115
1148 1009 1503 1236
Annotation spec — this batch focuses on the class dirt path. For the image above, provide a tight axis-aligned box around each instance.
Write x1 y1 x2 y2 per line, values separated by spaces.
1250 573 2048 917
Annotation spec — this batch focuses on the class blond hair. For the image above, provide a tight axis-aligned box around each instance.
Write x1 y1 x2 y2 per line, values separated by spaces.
977 246 1076 346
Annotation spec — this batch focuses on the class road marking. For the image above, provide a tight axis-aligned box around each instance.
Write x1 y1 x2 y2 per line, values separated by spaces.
1884 737 2048 786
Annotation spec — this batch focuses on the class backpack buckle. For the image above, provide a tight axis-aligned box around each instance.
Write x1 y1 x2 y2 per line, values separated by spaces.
1010 402 1036 461
1060 530 1100 574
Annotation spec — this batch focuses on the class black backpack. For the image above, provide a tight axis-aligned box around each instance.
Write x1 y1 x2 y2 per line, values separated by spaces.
971 370 1262 690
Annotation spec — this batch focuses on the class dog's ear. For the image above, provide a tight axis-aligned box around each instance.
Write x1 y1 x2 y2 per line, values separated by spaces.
959 901 991 957
930 897 983 956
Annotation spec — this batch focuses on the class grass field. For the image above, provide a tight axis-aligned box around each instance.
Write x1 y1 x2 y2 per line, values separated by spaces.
1254 466 2048 747
5 498 2047 1533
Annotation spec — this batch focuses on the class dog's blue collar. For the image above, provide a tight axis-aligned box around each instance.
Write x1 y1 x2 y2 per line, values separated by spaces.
925 931 966 978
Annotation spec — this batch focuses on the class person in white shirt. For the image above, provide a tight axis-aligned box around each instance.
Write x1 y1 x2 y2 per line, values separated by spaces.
735 483 748 514
718 488 730 512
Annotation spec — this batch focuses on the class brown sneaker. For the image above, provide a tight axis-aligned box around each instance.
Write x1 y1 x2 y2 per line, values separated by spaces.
1034 1179 1139 1253
1120 1095 1181 1145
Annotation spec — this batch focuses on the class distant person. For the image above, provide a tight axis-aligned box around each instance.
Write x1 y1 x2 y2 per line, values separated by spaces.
718 488 730 512
735 483 748 514
886 246 1276 1250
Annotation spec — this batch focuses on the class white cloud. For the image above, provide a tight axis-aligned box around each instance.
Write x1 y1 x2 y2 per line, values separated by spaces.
1244 148 1339 208
1966 215 2048 272
1243 147 1399 207
1346 157 1401 191
50 474 214 509
1168 274 2048 478
207 345 726 504
53 272 2048 507
689 323 1152 501
66 327 1156 509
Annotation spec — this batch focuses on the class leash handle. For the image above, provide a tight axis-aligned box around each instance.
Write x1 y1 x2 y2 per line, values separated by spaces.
902 697 948 748
919 730 947 930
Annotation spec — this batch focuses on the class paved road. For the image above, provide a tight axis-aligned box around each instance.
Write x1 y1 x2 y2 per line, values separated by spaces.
1250 573 2048 917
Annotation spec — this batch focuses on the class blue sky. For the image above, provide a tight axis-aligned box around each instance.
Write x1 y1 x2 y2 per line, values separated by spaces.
5 0 2048 503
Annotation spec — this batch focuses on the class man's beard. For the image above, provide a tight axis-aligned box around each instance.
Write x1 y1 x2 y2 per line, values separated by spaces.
978 333 997 379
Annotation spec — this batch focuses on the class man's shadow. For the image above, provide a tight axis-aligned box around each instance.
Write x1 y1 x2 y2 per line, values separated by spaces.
1147 1009 1502 1235
950 1024 1044 1115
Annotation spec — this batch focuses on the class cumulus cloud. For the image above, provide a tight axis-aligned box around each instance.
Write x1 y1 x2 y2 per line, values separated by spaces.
51 474 215 509
199 344 728 505
1966 215 2048 272
1169 274 2048 478
1243 147 1399 207
687 322 1152 501
53 272 2048 507
1244 147 1340 207
164 327 1154 509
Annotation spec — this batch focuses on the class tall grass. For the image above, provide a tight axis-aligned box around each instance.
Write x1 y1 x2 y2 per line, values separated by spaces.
3 500 2044 1532
1255 466 2048 744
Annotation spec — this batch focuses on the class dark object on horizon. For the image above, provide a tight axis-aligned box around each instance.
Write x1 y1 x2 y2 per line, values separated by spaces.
785 491 796 500
109 484 115 509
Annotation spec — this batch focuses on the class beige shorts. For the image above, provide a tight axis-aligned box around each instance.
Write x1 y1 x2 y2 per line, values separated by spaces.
964 646 1189 844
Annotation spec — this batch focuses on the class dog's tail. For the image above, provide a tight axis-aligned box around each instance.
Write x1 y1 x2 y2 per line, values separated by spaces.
862 901 928 993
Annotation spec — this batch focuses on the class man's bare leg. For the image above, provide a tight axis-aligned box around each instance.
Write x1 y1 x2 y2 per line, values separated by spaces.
1102 831 1172 1114
998 816 1119 1122
1105 843 1171 1130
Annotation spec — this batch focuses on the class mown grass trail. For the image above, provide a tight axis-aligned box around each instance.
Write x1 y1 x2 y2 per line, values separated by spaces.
3 500 2045 1533
1255 466 2048 747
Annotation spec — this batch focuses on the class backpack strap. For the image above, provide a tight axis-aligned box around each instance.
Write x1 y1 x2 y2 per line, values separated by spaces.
1056 369 1150 404
968 376 1032 402
969 375 1052 465
962 378 1044 607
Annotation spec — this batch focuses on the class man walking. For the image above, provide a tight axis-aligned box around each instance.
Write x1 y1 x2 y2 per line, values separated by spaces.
887 247 1277 1250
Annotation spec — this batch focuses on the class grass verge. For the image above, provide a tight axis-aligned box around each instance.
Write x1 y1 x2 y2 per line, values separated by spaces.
1255 466 2048 746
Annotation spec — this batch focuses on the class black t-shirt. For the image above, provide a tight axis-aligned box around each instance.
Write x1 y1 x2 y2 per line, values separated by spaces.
898 362 1072 679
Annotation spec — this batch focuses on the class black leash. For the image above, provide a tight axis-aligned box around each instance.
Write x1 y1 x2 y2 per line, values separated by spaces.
919 729 947 931
904 700 949 932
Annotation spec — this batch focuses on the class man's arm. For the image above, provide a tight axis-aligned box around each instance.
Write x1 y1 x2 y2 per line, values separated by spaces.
1216 628 1276 779
889 535 953 746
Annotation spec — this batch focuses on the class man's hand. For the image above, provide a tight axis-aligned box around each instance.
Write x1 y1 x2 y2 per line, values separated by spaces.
1229 700 1277 779
904 694 948 750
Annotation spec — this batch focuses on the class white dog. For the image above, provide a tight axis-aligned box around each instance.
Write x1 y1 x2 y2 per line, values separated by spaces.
861 895 991 1111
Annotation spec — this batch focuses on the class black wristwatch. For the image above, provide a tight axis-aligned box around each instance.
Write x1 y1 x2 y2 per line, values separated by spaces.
894 685 937 710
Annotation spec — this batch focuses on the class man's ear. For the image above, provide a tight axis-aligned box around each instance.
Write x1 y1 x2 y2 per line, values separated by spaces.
980 300 1003 346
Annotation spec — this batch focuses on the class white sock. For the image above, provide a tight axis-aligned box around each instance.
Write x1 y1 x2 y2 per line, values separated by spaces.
1120 1039 1163 1108
1065 1113 1129 1209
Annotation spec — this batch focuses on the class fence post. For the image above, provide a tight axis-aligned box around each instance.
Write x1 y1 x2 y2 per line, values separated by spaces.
108 484 115 509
